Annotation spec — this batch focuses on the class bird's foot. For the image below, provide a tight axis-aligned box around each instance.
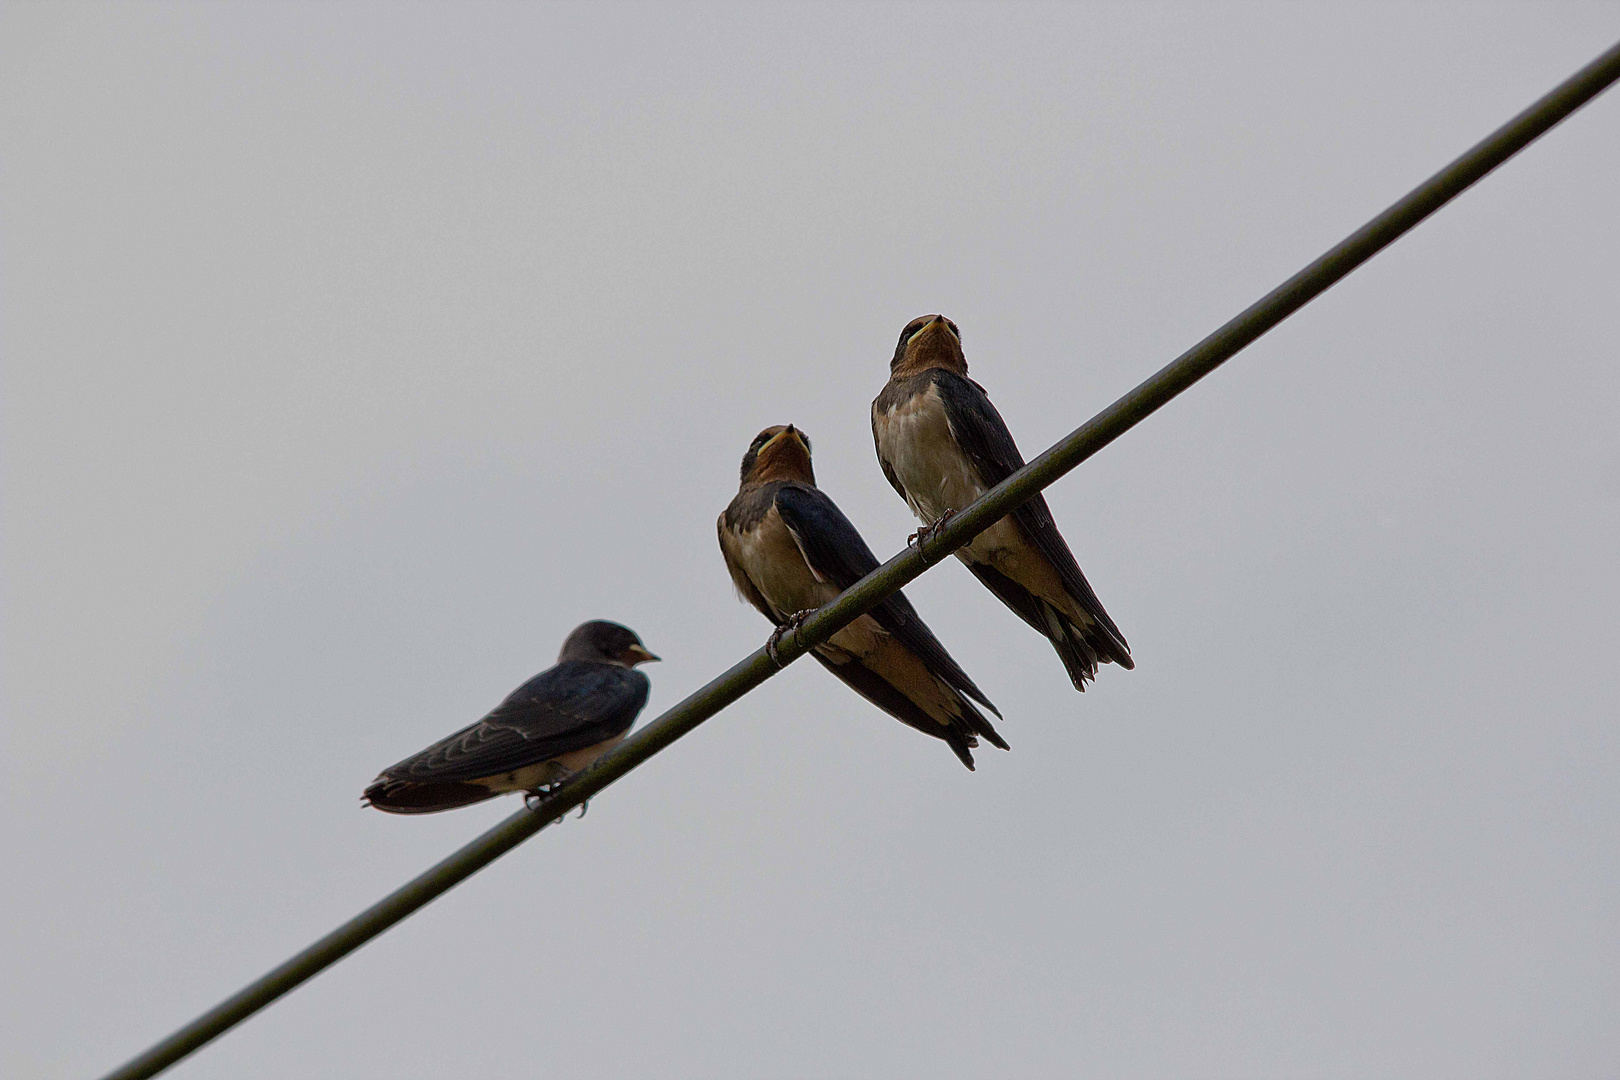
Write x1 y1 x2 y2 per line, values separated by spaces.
907 509 958 550
523 773 585 823
766 609 818 667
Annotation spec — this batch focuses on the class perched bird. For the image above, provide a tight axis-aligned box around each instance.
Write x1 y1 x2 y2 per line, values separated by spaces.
872 315 1133 690
363 620 658 814
718 424 1007 769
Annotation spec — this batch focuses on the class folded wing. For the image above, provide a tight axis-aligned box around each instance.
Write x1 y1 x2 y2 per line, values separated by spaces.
932 371 1132 669
773 483 1002 720
390 663 648 785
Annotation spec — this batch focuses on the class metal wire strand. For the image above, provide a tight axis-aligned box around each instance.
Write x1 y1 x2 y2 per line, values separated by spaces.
99 38 1620 1080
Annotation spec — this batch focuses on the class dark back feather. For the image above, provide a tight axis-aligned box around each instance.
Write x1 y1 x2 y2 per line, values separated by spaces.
378 661 650 785
772 483 1000 718
929 369 1131 659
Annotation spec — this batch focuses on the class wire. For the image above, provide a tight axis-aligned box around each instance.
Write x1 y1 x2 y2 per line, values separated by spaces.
98 37 1620 1080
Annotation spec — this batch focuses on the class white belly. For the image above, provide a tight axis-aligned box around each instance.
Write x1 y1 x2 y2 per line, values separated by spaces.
475 731 629 793
477 759 567 792
729 506 920 674
733 506 843 620
875 384 987 524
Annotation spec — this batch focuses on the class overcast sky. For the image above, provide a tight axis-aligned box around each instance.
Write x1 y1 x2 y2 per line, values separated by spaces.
4 4 1619 1078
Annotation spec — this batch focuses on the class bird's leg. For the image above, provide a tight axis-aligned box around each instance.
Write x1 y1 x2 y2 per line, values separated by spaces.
524 783 561 814
524 772 592 822
907 508 958 550
766 609 818 667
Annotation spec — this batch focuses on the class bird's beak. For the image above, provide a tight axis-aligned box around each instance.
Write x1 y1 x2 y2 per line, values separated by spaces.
762 426 808 453
905 316 953 350
627 644 660 665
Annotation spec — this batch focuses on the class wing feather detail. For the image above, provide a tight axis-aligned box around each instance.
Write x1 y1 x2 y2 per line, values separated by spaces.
376 662 649 785
930 370 1132 665
772 484 1001 719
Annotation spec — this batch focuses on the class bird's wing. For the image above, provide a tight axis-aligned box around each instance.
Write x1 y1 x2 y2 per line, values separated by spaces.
932 370 1130 655
772 483 1000 717
770 482 882 588
380 663 650 784
807 650 982 769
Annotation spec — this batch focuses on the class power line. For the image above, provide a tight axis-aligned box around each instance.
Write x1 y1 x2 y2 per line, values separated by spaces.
99 38 1620 1080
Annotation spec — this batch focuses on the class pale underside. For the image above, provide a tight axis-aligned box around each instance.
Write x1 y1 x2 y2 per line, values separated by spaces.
873 383 1092 629
471 732 630 793
720 502 964 725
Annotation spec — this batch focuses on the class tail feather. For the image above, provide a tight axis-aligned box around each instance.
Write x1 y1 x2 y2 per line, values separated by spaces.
1042 604 1102 692
811 652 1007 770
969 703 1010 751
966 560 1133 689
362 778 501 815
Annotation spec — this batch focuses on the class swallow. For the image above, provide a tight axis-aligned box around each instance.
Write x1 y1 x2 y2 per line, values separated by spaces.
718 424 1007 769
872 315 1133 690
363 620 658 814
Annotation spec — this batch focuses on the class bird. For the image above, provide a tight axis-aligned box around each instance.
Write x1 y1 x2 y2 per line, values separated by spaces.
363 620 658 814
717 424 1007 769
871 314 1133 691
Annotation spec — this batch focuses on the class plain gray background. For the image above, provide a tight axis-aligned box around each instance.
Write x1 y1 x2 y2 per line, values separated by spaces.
4 3 1618 1077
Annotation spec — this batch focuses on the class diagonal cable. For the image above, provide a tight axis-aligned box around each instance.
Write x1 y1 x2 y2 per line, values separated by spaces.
99 37 1620 1080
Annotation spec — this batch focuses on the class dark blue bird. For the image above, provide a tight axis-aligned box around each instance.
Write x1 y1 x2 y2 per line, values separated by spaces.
363 620 658 814
872 315 1133 691
718 424 1007 769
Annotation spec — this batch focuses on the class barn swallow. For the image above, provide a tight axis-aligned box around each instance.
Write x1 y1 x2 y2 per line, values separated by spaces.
718 424 1007 769
363 620 658 814
872 315 1133 690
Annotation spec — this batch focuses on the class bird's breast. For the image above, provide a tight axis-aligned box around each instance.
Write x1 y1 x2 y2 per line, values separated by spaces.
875 384 986 523
732 505 841 618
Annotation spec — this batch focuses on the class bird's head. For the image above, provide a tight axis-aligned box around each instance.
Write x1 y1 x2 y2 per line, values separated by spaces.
739 424 815 486
890 314 966 377
559 620 660 667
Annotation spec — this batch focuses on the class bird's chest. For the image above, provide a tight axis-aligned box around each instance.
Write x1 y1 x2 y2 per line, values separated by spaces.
734 508 841 617
875 387 986 522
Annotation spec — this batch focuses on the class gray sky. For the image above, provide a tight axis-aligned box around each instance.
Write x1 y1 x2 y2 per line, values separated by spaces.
4 4 1619 1077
